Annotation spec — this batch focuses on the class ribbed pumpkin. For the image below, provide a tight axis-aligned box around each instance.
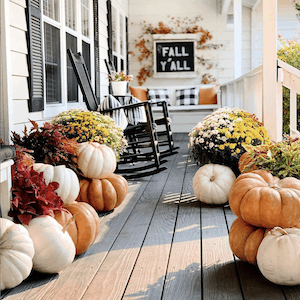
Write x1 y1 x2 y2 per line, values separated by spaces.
77 174 128 212
229 170 300 228
229 218 270 264
76 142 116 179
33 163 80 205
0 218 35 290
54 201 100 255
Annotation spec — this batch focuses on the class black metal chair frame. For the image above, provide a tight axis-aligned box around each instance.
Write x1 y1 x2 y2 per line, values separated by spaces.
67 49 167 179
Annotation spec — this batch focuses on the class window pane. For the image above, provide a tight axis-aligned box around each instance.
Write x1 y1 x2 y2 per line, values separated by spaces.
44 23 61 103
65 0 76 30
81 0 89 37
82 41 91 77
66 33 78 102
112 7 117 52
120 15 124 55
120 59 124 72
43 0 60 22
113 55 118 72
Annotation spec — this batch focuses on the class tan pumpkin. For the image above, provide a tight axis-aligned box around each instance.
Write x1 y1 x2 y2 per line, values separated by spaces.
54 201 100 255
76 142 116 179
77 174 128 212
229 170 300 228
33 163 80 205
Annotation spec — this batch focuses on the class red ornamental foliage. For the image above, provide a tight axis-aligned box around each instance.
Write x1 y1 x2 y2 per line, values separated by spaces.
9 162 65 225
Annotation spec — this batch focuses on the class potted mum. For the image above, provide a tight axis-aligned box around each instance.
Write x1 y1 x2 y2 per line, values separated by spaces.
108 70 133 96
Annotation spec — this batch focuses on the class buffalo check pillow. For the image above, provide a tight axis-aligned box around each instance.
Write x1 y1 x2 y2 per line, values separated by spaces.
175 87 199 105
147 89 170 106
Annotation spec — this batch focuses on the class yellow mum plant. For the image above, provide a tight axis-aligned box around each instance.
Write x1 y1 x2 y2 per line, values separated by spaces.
188 107 271 175
52 109 127 159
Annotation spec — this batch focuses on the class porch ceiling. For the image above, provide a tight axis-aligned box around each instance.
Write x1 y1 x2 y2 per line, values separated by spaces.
221 0 261 14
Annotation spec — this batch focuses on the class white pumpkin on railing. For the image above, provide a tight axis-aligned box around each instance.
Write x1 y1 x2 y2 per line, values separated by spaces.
33 163 80 205
193 163 236 205
0 218 35 290
257 227 300 286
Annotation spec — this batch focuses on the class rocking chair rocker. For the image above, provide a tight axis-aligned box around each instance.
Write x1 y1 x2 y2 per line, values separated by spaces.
67 49 167 179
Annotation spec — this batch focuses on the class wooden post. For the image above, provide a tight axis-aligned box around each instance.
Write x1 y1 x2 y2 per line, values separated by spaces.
234 0 242 79
262 0 281 141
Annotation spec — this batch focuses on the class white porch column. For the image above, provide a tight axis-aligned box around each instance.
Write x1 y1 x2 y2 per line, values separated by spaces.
234 0 242 78
262 0 280 141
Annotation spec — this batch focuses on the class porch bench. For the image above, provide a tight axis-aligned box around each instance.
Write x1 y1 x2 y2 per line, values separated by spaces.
129 84 221 132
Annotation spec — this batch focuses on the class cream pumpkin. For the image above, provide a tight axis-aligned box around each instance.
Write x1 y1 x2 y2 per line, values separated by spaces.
25 216 75 274
76 142 116 179
257 227 300 285
193 164 236 205
33 163 80 205
0 218 35 290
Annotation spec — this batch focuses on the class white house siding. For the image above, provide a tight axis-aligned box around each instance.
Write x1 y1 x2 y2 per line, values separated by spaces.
128 0 252 87
251 0 299 68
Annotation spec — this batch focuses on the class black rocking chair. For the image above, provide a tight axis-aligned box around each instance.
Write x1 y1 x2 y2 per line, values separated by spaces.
67 49 167 179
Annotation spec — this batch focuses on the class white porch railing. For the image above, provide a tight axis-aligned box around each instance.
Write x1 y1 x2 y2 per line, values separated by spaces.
220 59 300 140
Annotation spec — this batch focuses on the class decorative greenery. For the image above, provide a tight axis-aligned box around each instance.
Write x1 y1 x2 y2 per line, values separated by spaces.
108 70 133 82
277 34 300 135
11 120 78 169
130 16 223 86
188 107 271 176
51 109 127 159
241 136 300 179
9 162 65 225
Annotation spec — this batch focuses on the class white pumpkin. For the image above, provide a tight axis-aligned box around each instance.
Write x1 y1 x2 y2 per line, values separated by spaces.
76 142 117 179
33 163 80 205
193 164 236 205
0 218 35 290
24 216 76 274
257 227 300 286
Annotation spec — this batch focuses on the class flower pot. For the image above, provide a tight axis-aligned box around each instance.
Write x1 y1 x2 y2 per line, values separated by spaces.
111 81 128 96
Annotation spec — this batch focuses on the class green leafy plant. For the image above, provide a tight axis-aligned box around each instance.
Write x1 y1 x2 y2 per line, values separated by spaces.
277 34 300 135
188 107 271 176
108 70 133 82
51 109 127 159
242 136 300 179
11 120 78 169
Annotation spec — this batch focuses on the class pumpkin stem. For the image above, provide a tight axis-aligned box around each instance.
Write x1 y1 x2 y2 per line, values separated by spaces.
62 213 78 233
210 176 215 182
271 227 288 236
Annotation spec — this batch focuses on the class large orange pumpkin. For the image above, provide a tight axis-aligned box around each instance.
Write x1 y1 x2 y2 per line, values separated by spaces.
77 174 128 212
229 170 300 228
54 201 100 255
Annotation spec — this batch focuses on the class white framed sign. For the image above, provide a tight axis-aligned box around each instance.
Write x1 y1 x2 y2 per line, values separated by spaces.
153 34 197 78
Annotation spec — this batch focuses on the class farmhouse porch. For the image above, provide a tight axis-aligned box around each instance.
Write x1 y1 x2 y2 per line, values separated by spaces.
1 133 299 300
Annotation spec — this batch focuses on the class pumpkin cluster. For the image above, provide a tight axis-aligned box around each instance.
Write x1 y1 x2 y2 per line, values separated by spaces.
228 169 300 285
75 142 128 213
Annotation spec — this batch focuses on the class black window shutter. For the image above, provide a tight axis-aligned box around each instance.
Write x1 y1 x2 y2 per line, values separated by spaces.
107 0 113 62
126 16 129 75
94 0 100 102
26 0 44 112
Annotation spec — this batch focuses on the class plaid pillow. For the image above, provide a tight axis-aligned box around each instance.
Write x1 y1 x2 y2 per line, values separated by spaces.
175 87 199 105
147 89 170 106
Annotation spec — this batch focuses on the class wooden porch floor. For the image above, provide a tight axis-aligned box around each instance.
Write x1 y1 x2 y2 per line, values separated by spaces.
2 133 300 300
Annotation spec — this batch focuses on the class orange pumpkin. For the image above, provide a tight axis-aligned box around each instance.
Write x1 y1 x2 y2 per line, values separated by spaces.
229 170 300 228
54 201 100 255
77 174 128 212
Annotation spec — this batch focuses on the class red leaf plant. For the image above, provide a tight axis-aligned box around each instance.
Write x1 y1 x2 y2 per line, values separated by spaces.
8 162 65 225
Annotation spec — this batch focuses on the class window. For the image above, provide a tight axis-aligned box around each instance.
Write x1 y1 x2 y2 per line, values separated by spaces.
42 0 94 115
111 7 126 72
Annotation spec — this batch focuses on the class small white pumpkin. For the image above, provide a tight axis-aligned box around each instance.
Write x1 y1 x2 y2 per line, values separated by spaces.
76 142 117 179
0 218 35 290
33 163 80 205
257 227 300 286
193 164 236 205
24 216 76 274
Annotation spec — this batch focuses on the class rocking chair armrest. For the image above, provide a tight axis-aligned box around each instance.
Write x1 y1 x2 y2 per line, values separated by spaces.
99 100 152 114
